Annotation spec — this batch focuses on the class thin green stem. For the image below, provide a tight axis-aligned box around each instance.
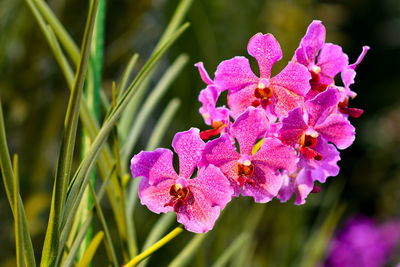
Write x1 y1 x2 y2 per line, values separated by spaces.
124 227 184 267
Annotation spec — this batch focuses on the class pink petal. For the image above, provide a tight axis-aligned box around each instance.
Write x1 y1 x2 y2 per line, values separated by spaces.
177 165 233 233
294 20 326 65
198 85 220 125
312 144 340 183
227 83 258 119
247 33 282 78
277 175 295 203
172 128 205 178
271 61 311 96
317 43 348 79
195 62 214 85
214 56 258 92
131 148 178 185
348 46 370 70
176 191 218 233
270 85 304 118
305 88 339 127
252 137 298 174
294 169 314 205
201 134 241 196
231 107 270 155
278 107 308 147
189 165 233 210
138 177 175 214
315 114 355 149
241 165 282 202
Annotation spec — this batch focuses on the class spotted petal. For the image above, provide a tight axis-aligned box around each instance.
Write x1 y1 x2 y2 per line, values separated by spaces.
231 107 270 156
278 107 308 146
177 165 233 233
247 33 282 78
315 114 355 149
241 164 282 203
317 43 348 80
227 83 257 119
138 177 176 214
271 61 311 96
172 128 205 178
131 148 178 185
201 134 241 196
294 20 326 65
305 88 339 127
252 137 298 174
214 56 258 92
270 85 304 118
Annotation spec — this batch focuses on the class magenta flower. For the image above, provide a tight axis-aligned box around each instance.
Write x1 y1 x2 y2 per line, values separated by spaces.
195 62 231 140
279 88 355 160
338 46 370 118
130 128 233 233
198 85 231 140
278 142 340 205
213 33 311 118
325 216 400 267
293 20 348 99
201 107 298 201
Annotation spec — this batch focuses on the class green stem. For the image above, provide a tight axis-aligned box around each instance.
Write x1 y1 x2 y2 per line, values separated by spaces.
124 227 184 267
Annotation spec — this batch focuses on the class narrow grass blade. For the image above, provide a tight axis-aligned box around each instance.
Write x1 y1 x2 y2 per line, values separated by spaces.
88 182 119 267
47 25 74 88
118 0 193 143
40 1 100 265
78 0 106 260
59 164 113 263
140 208 176 251
168 233 208 267
232 204 265 267
298 203 345 267
76 231 105 267
0 99 36 266
211 233 249 267
32 0 80 63
62 214 94 267
122 54 188 161
13 155 24 267
145 98 181 151
124 227 184 267
116 53 139 101
156 0 193 51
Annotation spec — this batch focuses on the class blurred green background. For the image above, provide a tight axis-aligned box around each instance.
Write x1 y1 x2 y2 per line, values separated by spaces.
1 0 400 266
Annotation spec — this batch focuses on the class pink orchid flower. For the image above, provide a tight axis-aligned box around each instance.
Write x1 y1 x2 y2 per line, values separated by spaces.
279 88 355 160
213 33 311 119
293 20 349 99
201 107 298 202
131 128 233 233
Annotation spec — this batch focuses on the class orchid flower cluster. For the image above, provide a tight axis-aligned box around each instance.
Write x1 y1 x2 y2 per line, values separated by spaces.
130 20 369 233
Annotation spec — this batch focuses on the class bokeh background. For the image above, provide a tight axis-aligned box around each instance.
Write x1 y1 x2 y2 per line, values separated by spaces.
1 0 400 266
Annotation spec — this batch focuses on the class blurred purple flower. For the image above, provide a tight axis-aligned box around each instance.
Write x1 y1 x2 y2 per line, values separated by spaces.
325 216 400 267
